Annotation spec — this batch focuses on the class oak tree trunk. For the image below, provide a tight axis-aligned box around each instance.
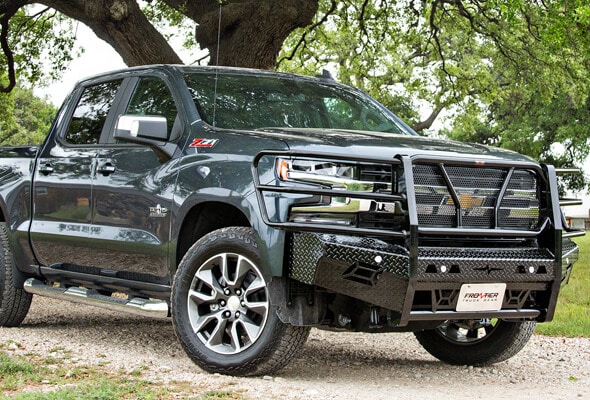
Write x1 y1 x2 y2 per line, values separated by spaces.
39 0 182 66
165 0 319 69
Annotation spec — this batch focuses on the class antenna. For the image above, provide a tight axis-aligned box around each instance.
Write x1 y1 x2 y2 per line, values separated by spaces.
212 1 223 127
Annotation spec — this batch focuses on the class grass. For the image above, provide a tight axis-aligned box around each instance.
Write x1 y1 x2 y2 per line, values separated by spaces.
535 234 590 337
0 347 246 400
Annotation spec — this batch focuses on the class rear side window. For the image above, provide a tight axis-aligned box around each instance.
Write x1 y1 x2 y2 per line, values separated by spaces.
64 80 122 145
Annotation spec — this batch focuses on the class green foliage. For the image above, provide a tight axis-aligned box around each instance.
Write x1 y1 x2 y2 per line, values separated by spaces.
1 6 79 88
0 82 57 146
536 234 590 337
279 0 590 185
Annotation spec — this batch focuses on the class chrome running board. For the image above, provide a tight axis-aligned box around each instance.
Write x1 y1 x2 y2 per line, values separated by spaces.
23 278 169 319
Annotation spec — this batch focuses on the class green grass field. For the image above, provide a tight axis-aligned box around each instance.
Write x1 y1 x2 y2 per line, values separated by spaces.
535 234 590 337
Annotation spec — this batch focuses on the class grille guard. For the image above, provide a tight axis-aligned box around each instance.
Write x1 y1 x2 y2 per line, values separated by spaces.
252 150 559 240
252 150 580 324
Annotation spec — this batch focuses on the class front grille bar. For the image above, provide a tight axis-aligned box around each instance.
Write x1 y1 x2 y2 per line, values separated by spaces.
494 167 515 228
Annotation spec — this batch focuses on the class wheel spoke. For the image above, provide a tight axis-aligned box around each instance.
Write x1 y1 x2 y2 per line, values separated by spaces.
189 288 216 305
244 300 268 316
219 253 231 287
229 322 244 352
191 313 219 335
244 276 266 297
232 256 252 287
207 317 229 347
195 267 224 295
237 316 262 343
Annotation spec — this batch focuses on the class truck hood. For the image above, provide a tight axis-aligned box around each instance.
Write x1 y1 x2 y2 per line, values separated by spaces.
255 128 535 164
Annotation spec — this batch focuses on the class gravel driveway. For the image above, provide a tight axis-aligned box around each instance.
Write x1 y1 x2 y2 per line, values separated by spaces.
1 296 589 399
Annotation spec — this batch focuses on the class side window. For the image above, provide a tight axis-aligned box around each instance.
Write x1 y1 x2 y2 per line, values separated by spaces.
125 77 177 138
64 80 122 145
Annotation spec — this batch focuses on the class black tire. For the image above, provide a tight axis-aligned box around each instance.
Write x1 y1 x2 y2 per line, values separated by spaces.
414 319 536 366
171 227 310 376
0 223 32 327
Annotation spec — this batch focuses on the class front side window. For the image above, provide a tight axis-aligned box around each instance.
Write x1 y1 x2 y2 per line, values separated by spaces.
125 77 177 139
64 80 122 145
183 72 412 135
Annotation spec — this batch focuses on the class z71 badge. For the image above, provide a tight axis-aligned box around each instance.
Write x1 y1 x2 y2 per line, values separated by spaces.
189 138 219 148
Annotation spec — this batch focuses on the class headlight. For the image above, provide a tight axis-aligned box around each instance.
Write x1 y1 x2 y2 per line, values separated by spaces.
276 158 372 191
275 158 398 226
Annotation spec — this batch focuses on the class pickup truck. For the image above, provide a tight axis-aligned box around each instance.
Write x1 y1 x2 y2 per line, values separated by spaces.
0 65 582 376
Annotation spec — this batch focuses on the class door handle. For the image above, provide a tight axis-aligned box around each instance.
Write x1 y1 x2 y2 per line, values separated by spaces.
97 163 116 176
39 164 54 175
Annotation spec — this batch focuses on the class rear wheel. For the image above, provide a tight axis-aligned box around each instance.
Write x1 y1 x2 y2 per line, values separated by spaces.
0 223 32 327
171 227 310 376
414 319 536 366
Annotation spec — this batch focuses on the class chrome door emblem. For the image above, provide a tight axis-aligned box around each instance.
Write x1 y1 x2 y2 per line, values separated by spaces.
149 204 169 218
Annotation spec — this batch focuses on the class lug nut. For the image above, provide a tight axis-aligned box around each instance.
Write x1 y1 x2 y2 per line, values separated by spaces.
224 288 231 296
235 289 242 296
224 311 231 318
220 300 226 307
235 311 241 318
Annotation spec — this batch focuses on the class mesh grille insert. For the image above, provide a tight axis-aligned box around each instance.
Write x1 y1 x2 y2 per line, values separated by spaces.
413 164 539 230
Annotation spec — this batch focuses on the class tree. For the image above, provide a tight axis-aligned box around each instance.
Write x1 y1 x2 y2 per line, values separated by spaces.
0 81 57 145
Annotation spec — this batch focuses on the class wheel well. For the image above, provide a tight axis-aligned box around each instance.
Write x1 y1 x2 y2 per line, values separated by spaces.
176 202 250 266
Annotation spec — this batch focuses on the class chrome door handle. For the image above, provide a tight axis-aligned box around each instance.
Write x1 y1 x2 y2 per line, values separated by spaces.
39 164 54 175
97 163 116 176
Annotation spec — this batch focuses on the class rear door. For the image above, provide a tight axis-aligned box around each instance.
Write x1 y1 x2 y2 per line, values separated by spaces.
90 74 184 281
30 78 125 267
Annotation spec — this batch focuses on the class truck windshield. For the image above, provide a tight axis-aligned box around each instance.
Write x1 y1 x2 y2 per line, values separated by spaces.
183 72 414 135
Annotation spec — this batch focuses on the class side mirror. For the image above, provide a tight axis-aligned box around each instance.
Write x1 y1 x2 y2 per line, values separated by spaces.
115 115 168 142
115 115 177 160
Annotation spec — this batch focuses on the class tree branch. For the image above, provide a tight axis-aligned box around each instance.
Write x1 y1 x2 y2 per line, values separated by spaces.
278 0 337 65
412 105 444 132
0 1 25 93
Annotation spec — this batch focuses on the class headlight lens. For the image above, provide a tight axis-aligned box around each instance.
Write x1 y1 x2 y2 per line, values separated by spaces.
276 158 360 190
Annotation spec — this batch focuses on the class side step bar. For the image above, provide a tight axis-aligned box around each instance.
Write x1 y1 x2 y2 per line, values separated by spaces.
23 278 169 319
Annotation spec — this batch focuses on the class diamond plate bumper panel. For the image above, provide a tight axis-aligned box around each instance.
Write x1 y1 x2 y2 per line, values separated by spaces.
416 247 556 282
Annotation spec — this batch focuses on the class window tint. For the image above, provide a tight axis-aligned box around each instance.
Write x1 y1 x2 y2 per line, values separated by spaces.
183 72 409 134
125 77 177 138
64 80 122 145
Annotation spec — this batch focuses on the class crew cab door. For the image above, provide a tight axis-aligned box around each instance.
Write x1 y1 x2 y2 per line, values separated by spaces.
30 79 125 267
90 76 182 280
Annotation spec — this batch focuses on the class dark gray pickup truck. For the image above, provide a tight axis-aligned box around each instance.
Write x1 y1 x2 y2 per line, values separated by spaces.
0 65 583 376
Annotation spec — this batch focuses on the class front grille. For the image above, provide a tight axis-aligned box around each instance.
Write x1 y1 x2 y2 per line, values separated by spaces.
413 164 540 230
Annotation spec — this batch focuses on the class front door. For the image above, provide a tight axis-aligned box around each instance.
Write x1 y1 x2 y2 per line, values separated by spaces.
90 76 182 281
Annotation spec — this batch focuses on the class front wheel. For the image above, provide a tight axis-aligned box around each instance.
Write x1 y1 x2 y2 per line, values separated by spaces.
171 227 310 376
414 319 536 366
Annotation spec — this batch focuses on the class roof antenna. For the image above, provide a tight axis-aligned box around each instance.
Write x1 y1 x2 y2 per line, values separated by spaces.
212 1 223 127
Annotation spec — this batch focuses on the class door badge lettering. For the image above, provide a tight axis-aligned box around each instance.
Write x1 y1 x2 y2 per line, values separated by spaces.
149 204 169 218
